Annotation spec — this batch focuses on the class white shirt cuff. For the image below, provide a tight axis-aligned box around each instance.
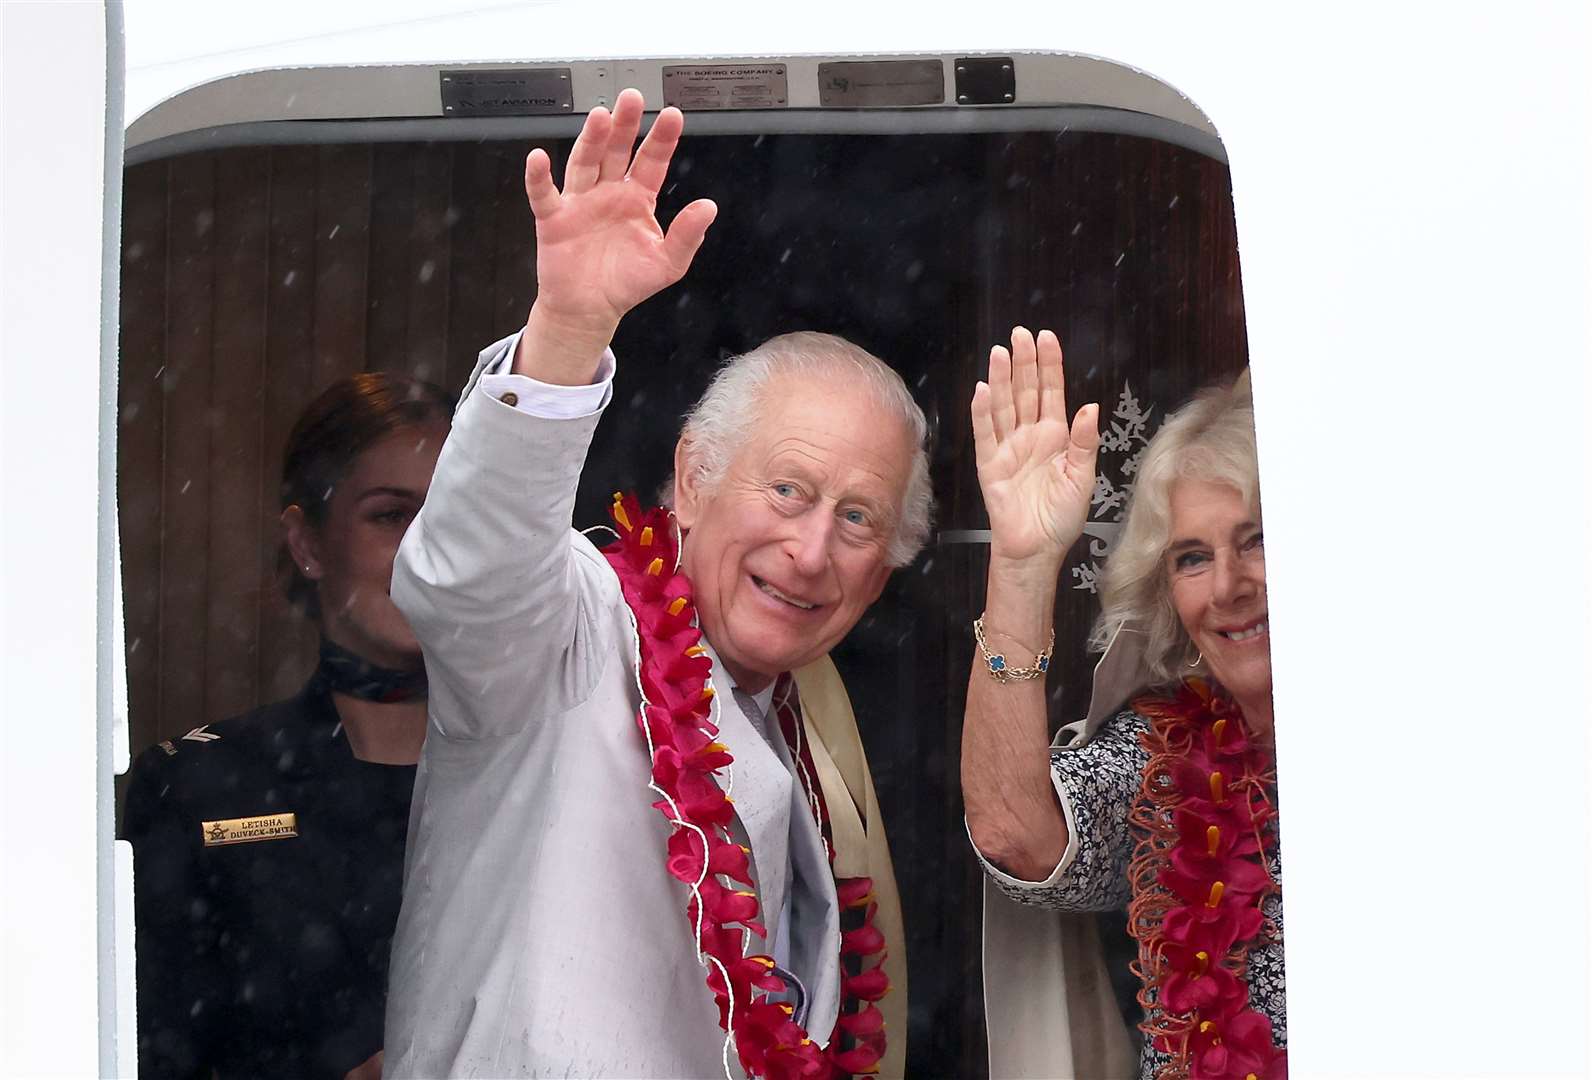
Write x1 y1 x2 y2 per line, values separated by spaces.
478 329 617 419
967 766 1081 891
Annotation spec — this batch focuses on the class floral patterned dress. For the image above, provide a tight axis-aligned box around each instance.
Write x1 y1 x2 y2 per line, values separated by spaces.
979 704 1286 1079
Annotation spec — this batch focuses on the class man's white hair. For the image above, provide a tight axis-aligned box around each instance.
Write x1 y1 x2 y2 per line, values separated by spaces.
664 331 934 568
1089 369 1260 686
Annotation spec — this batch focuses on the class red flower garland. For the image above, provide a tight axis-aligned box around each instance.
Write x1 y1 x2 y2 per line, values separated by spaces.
600 493 891 1080
1126 679 1286 1080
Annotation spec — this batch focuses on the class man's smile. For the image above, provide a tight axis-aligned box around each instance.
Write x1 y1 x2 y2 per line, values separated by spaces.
750 574 822 612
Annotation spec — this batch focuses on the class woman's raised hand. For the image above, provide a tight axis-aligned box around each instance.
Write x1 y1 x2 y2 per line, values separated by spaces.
515 88 718 382
971 327 1100 568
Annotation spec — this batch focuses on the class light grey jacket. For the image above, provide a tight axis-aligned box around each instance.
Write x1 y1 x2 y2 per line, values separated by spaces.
382 336 839 1078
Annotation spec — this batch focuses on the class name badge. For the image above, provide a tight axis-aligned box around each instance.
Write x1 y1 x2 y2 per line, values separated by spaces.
201 813 298 847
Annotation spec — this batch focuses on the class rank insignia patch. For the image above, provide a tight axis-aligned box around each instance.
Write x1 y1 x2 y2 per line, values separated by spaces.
201 813 298 846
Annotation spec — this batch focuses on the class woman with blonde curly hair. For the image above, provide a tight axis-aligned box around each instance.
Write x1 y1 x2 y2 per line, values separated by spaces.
962 327 1284 1080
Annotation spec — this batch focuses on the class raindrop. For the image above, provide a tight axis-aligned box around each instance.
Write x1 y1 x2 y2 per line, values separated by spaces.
1168 195 1180 210
153 365 165 380
1071 221 1083 237
180 479 191 495
418 260 436 284
126 242 145 261
1114 252 1126 267
322 485 335 502
904 260 924 283
282 270 297 287
194 209 214 236
779 248 793 265
1028 289 1047 306
675 292 692 310
128 637 141 655
328 224 341 240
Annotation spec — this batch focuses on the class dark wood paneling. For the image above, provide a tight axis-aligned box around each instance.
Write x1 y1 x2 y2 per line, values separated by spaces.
405 144 453 385
444 144 503 390
491 144 537 338
312 144 370 390
157 153 216 735
204 148 270 724
365 143 414 380
260 147 320 703
118 161 169 750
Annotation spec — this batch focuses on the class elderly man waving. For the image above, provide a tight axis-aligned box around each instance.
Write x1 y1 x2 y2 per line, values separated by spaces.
382 89 926 1080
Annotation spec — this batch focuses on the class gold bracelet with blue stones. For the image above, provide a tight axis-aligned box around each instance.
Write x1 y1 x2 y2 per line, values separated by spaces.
973 616 1055 683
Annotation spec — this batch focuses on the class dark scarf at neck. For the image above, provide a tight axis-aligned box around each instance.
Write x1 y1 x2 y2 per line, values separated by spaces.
316 637 428 704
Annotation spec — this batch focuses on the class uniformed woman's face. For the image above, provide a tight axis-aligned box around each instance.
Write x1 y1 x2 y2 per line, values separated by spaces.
289 422 448 669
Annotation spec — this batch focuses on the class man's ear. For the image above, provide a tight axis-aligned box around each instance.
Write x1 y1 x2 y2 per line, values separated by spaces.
281 505 323 580
672 437 701 529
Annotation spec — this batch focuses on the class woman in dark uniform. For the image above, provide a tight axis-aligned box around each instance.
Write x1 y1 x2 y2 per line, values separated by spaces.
123 373 453 1080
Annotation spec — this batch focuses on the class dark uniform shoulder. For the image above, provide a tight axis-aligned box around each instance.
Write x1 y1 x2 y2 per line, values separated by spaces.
123 691 322 827
132 692 316 764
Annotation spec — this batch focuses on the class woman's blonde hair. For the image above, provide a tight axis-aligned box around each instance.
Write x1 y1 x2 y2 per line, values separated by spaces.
1089 370 1259 685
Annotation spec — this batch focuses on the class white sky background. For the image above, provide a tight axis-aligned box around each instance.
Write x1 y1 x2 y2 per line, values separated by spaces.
121 0 1212 122
2 1 1587 1075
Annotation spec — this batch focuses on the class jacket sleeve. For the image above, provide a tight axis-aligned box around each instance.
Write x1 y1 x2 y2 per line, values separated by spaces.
122 748 223 1080
391 334 618 740
975 711 1150 912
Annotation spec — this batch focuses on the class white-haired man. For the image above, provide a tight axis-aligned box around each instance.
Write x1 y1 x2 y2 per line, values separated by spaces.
382 90 928 1079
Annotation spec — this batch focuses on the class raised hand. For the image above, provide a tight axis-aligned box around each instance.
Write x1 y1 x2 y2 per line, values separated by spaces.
515 88 718 383
970 327 1100 567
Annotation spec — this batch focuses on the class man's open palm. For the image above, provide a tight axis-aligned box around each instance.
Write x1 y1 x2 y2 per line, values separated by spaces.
524 88 717 329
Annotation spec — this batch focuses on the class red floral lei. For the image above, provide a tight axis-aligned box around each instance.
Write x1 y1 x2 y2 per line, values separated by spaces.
600 493 890 1080
1126 678 1286 1080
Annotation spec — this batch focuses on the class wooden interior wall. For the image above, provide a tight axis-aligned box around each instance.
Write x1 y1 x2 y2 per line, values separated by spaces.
119 142 552 747
118 131 1244 1076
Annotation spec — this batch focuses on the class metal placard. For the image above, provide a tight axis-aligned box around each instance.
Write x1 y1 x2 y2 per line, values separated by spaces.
954 56 1017 105
661 64 789 111
817 59 945 107
440 69 574 116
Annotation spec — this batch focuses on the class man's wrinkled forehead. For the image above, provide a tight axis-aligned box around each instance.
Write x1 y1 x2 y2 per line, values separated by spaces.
745 374 913 479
